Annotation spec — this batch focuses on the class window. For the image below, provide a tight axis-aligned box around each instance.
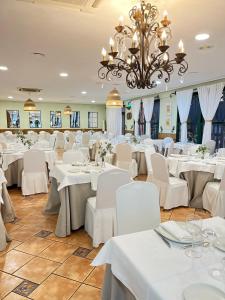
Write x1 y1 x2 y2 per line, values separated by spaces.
70 111 80 128
151 98 160 139
6 110 20 128
88 112 98 128
212 88 225 148
29 111 42 128
50 111 62 128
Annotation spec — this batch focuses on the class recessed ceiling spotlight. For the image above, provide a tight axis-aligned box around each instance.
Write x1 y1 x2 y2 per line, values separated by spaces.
0 66 8 71
91 100 96 103
81 91 87 95
8 96 13 99
156 80 161 85
59 72 69 77
195 33 210 41
38 97 43 100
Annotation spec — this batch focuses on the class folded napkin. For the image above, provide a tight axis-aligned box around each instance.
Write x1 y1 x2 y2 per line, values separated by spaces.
160 221 191 241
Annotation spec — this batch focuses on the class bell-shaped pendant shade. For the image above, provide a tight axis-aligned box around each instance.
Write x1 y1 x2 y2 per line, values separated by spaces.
64 105 72 115
106 88 123 108
24 98 37 111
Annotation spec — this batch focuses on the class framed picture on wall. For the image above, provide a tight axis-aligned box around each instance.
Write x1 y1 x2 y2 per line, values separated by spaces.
50 111 62 128
70 111 80 128
29 111 42 128
165 117 171 129
166 103 171 116
6 110 20 128
88 112 98 128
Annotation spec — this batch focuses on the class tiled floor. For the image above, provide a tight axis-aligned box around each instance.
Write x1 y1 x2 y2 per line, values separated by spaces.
0 176 211 300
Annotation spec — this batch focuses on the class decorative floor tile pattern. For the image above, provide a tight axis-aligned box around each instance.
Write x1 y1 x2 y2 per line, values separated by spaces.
12 280 39 297
0 175 212 299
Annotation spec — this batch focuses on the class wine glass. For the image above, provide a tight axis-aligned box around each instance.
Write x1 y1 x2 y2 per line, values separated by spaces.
185 214 203 258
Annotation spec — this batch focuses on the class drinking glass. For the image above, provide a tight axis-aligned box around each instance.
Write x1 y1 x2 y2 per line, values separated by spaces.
185 214 203 258
209 257 225 282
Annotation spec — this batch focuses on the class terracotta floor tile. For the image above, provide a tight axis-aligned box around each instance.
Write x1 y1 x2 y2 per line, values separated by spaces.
0 240 22 257
9 226 41 242
3 292 29 299
70 284 101 300
85 266 105 289
30 274 80 300
0 271 23 299
87 247 102 260
0 250 33 274
54 256 94 282
47 232 93 249
39 241 79 263
5 223 23 234
14 257 60 284
15 237 53 255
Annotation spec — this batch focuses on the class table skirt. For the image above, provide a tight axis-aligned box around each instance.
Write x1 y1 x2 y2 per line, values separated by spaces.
44 177 96 237
102 265 136 300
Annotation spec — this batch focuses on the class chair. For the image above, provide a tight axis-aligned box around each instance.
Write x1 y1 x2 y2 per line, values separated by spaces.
205 140 216 155
151 153 188 209
0 142 7 152
55 132 65 149
115 143 138 178
144 146 156 181
116 181 160 235
82 132 90 147
217 148 225 157
85 169 131 247
62 150 85 164
143 138 154 146
22 150 48 196
202 171 225 217
64 132 75 151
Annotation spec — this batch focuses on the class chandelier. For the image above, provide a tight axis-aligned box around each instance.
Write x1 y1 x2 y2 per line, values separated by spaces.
98 1 188 89
106 88 123 108
24 98 37 111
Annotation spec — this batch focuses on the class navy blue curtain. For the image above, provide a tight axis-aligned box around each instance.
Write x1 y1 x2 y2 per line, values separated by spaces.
212 88 225 148
151 98 160 139
138 101 145 135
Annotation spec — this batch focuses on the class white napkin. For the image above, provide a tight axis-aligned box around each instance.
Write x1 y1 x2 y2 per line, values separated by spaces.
160 221 191 241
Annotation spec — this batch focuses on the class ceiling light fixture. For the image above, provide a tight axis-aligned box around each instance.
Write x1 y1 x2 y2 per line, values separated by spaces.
0 66 8 71
106 88 123 108
98 1 188 89
59 72 69 77
81 91 87 95
91 100 96 103
195 33 210 41
64 105 72 115
24 98 37 111
38 97 43 100
8 96 13 99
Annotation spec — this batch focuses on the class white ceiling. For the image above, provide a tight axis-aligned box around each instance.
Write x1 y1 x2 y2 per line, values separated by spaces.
0 0 225 104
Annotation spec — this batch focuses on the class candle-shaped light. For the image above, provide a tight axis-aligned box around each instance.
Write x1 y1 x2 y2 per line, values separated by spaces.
119 15 124 26
101 47 107 61
109 55 113 64
178 40 184 53
163 52 168 62
163 10 168 20
161 30 167 45
132 31 138 48
127 57 131 65
109 37 115 51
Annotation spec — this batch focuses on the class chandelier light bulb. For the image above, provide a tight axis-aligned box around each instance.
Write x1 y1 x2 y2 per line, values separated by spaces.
178 40 184 53
109 37 115 47
163 53 168 62
127 57 131 65
163 10 168 19
132 32 138 47
119 16 124 26
101 47 107 60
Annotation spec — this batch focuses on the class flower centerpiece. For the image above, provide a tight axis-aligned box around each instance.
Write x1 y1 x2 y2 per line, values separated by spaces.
16 130 33 149
196 145 208 159
98 141 113 166
132 135 140 145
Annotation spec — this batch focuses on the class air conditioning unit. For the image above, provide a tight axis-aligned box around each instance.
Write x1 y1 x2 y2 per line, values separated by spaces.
17 0 103 11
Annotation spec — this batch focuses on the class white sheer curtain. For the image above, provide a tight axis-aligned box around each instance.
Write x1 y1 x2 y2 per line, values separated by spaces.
131 100 141 136
176 89 193 143
198 83 224 144
106 108 122 136
143 97 154 137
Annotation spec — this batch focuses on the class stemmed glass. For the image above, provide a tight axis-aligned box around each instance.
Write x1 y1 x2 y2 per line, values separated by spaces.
185 214 203 258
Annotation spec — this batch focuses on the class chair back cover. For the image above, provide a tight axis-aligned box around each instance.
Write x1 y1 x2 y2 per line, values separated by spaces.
23 150 46 173
115 143 132 162
220 171 225 191
63 150 85 164
145 147 156 175
116 181 160 235
82 132 90 146
163 137 173 146
143 138 154 146
151 153 169 183
96 169 130 209
205 140 216 155
0 142 7 151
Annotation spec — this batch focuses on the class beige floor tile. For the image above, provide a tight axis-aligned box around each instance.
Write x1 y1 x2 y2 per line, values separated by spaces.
14 257 60 284
47 232 93 249
15 237 53 255
85 266 105 289
9 226 41 242
54 256 94 282
39 241 79 263
70 284 101 300
0 240 22 257
3 292 29 299
30 274 80 300
0 271 23 299
0 250 33 274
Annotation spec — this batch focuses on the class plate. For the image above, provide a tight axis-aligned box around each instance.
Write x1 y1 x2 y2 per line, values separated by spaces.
170 154 188 158
214 238 225 252
155 222 201 245
183 283 225 300
68 168 81 173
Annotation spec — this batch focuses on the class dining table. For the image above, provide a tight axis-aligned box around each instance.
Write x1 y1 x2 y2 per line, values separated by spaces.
44 162 116 237
93 217 225 300
167 155 225 208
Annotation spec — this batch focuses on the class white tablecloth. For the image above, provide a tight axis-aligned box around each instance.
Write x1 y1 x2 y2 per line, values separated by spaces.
93 217 225 300
168 157 225 180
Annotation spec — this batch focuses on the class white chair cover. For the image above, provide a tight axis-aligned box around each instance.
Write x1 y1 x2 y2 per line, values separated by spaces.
116 181 160 235
82 132 90 147
85 169 131 247
203 171 225 217
115 143 138 178
218 148 225 157
145 147 156 181
62 150 85 164
64 132 75 151
205 140 216 155
55 132 65 149
22 150 48 196
151 153 188 209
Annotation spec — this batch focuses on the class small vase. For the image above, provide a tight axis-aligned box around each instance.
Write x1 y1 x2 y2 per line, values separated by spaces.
101 157 105 168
